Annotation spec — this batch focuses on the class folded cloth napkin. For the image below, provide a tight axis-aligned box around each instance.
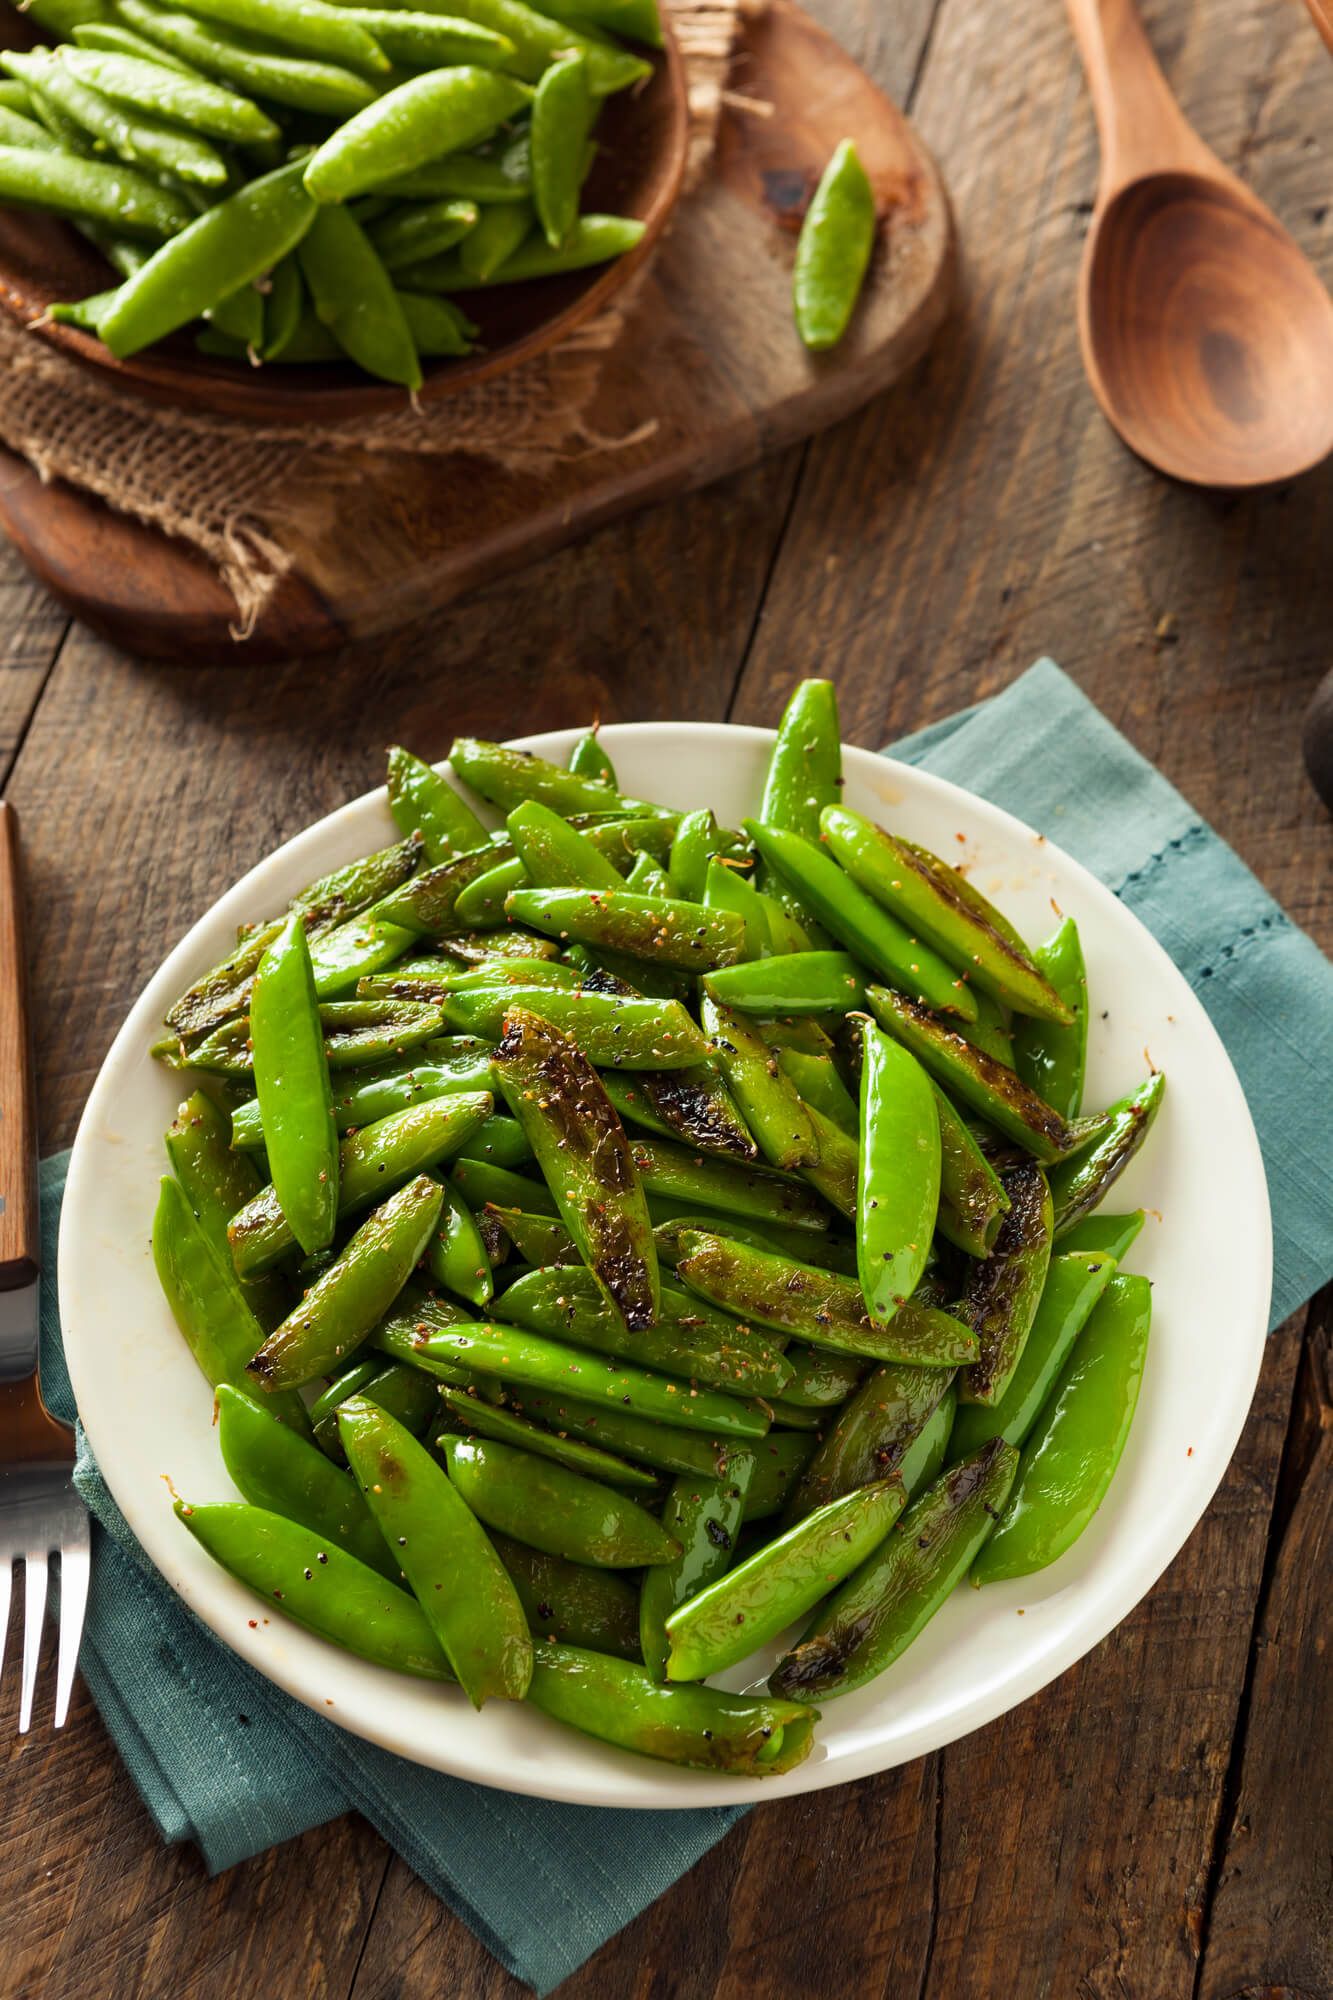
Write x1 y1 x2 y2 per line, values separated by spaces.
38 658 1332 1995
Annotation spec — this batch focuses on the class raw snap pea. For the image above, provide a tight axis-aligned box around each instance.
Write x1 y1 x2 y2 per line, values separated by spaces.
494 1006 659 1328
488 1532 644 1657
760 678 842 841
866 985 1074 1163
57 46 280 141
304 67 532 204
207 282 265 348
1059 1209 1145 1263
783 1362 955 1523
972 1274 1151 1584
443 984 712 1068
263 252 303 358
0 106 61 151
1049 1071 1165 1234
98 156 316 357
335 7 514 67
428 1175 493 1304
665 1478 905 1682
397 0 649 93
216 1382 396 1578
675 1230 977 1367
949 1250 1118 1462
857 1024 941 1323
18 0 109 34
230 1050 495 1145
505 885 745 973
370 197 479 272
639 1452 754 1679
526 1643 817 1776
247 1174 444 1390
395 289 472 354
387 744 490 862
299 202 421 390
118 0 379 116
339 1399 533 1704
703 951 867 1016
744 821 977 1020
1012 917 1088 1118
793 138 876 352
0 138 193 236
250 912 339 1258
536 0 661 43
931 1080 1009 1258
71 19 202 66
228 1091 492 1274
171 0 390 76
769 1439 1019 1701
531 49 590 248
419 212 645 286
958 1161 1053 1406
175 1499 454 1680
3 47 230 185
742 1431 818 1520
599 1065 757 1162
440 1386 658 1489
441 1435 681 1566
699 994 818 1171
630 1135 831 1233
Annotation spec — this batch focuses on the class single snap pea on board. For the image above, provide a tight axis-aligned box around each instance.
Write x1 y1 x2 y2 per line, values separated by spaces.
769 1438 1019 1702
374 843 517 936
504 885 746 973
630 1134 832 1234
782 1360 955 1524
249 912 340 1259
857 1024 941 1324
699 994 818 1172
487 1531 643 1658
639 1452 755 1679
442 984 713 1068
948 1250 1118 1462
387 744 490 863
440 1434 681 1567
494 1006 659 1329
792 139 876 352
531 49 590 248
117 0 380 116
819 806 1071 1025
415 1318 771 1438
865 985 1074 1163
427 1173 493 1305
1049 1071 1165 1235
743 821 977 1020
3 48 230 185
600 1064 757 1163
228 1090 492 1275
664 1477 905 1683
1059 1208 1145 1264
526 1641 818 1776
439 1386 659 1490
957 1161 1054 1406
169 0 390 76
96 157 317 357
674 1230 978 1367
1011 917 1088 1119
971 1273 1152 1585
304 67 532 204
247 1173 444 1391
702 951 867 1017
931 1080 1010 1259
0 139 194 237
55 46 281 142
759 676 842 841
215 1382 397 1579
298 203 421 390
174 1499 455 1680
338 1398 533 1704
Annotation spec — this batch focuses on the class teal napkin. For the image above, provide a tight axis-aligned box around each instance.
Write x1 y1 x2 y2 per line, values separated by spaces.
38 658 1332 1995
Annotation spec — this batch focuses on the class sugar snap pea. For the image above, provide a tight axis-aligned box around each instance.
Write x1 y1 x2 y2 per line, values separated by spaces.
304 67 532 204
531 48 589 248
599 1065 757 1162
699 993 818 1171
171 0 390 76
417 212 645 287
164 1088 287 1327
568 729 617 784
57 45 279 140
231 1048 496 1146
299 201 421 390
335 7 514 67
701 856 770 960
793 139 876 351
783 1362 954 1522
1049 1071 1164 1234
387 0 649 92
250 912 339 1258
760 677 842 840
1012 917 1088 1117
857 1024 941 1323
703 950 867 1016
3 47 230 185
505 885 746 973
639 1452 754 1679
507 796 624 891
440 1386 658 1489
427 1174 494 1304
796 1101 859 1219
441 1435 681 1566
0 106 61 152
931 1080 1009 1257
117 0 379 115
496 1386 740 1478
958 1161 1053 1405
949 1249 1117 1461
742 1431 819 1520
777 1342 864 1408
0 137 193 236
487 1533 644 1656
313 1356 439 1458
654 1212 860 1278
216 1382 396 1577
443 984 713 1068
387 744 490 862
370 196 479 272
1059 1209 1145 1263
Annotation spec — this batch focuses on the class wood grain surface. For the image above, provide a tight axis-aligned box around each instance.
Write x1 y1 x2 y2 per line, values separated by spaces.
0 0 1329 1990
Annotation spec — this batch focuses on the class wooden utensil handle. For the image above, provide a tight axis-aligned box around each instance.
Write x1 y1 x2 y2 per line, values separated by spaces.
1063 0 1204 191
0 801 39 1295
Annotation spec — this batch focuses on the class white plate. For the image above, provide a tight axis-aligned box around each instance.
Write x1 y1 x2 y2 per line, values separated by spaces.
60 723 1272 1808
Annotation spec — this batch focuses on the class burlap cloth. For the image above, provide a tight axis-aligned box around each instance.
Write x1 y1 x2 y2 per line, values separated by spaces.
0 0 745 634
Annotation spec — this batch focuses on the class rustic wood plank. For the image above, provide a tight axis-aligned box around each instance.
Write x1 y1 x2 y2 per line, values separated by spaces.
0 530 68 785
1195 1288 1333 2000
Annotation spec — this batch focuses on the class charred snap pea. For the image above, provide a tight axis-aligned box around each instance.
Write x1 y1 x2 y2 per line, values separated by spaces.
773 1046 857 1137
675 1230 977 1367
1012 917 1088 1118
760 677 842 841
229 1050 497 1147
441 1435 681 1566
449 737 669 820
339 1399 532 1704
639 1452 755 1679
486 1203 578 1266
958 1161 1053 1406
972 1274 1151 1585
630 1135 831 1234
703 951 867 1016
443 985 713 1068
665 1478 905 1682
494 1007 658 1328
776 1342 865 1408
387 744 490 862
375 844 515 937
798 1102 860 1220
216 1382 395 1578
745 820 977 1020
949 1249 1117 1461
366 1282 476 1387
488 1532 643 1658
452 1155 557 1217
600 1064 757 1161
428 1175 493 1305
247 1174 444 1390
857 1024 941 1323
866 985 1074 1163
507 797 625 891
898 1382 956 1498
742 1431 819 1520
931 1081 1010 1258
526 1642 818 1776
175 1499 454 1681
165 1089 287 1328
1060 1209 1146 1263
250 912 339 1258
313 1357 439 1459
568 729 616 785
439 1386 658 1490
654 1212 860 1278
505 886 747 973
699 993 818 1171
782 1361 954 1522
1049 1072 1165 1234
769 1440 1019 1701
495 1385 742 1478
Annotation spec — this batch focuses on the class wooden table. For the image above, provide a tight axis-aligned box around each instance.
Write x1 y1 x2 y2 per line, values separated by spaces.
2 0 1329 1987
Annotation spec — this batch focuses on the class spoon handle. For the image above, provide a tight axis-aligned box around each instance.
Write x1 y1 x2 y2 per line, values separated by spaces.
1064 0 1205 191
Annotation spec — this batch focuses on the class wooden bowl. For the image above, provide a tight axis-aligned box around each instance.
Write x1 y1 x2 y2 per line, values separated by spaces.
0 8 689 420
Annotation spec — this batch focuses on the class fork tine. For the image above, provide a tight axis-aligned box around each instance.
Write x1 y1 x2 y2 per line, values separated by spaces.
54 1522 91 1729
19 1547 48 1733
0 1555 11 1699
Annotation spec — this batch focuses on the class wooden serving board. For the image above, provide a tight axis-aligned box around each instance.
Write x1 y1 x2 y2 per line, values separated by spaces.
0 0 954 662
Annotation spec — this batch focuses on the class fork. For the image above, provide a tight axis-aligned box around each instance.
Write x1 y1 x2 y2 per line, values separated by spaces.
0 800 89 1731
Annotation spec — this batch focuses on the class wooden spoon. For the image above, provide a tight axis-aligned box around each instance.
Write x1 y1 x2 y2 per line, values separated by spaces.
1065 0 1333 487
1302 0 1333 57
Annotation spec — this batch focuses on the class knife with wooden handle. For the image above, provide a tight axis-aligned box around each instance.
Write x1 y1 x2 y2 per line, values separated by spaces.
0 801 38 1306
